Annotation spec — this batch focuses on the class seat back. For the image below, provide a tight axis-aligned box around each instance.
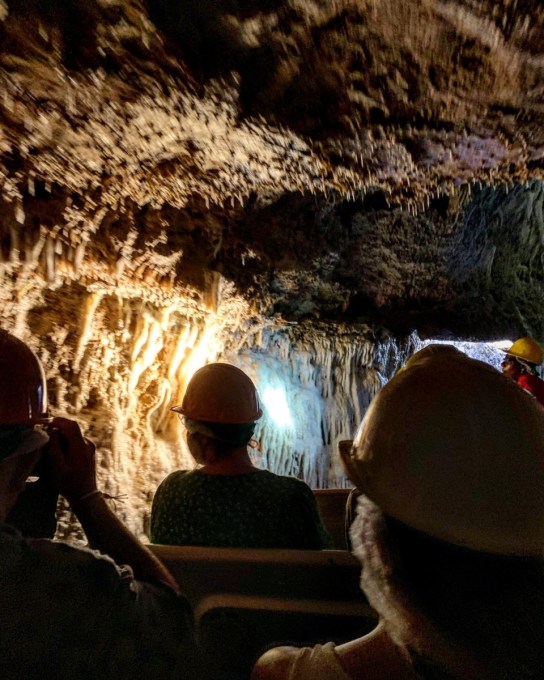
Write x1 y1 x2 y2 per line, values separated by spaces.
312 488 353 549
196 594 376 679
150 545 367 608
150 545 377 679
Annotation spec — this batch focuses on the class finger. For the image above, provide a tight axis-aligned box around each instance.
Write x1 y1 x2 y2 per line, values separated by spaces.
42 430 68 468
50 417 83 435
50 417 87 450
83 437 96 455
45 429 64 450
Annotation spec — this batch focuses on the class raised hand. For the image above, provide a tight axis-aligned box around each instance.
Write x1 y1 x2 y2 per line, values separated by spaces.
42 417 97 504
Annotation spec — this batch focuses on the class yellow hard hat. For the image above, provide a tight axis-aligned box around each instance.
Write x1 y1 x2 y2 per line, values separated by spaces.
171 363 262 424
341 346 544 556
504 337 543 365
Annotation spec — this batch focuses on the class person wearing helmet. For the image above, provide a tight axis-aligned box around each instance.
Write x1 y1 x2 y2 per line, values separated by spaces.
0 329 202 679
150 363 332 549
501 336 544 406
252 346 544 680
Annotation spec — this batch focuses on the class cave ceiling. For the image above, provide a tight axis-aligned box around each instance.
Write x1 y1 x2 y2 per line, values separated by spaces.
2 0 544 340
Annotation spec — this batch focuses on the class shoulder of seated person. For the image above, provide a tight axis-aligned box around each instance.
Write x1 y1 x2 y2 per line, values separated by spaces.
335 626 416 680
251 646 299 680
28 537 120 572
251 631 416 680
281 474 311 490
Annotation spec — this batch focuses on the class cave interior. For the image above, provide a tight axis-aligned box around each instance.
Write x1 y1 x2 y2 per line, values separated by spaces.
1 0 544 537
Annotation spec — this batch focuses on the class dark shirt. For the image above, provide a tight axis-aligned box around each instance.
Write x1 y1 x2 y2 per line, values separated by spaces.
0 524 201 679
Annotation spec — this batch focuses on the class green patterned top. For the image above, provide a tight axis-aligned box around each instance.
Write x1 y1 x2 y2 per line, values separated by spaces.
150 469 333 549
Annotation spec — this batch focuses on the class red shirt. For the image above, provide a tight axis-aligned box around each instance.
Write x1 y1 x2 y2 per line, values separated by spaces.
517 373 544 407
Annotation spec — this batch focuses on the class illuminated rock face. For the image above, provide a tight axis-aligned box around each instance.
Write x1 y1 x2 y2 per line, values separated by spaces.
1 1 544 537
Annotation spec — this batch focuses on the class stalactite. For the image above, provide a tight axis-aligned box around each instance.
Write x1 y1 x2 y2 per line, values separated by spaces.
220 323 400 489
73 291 103 371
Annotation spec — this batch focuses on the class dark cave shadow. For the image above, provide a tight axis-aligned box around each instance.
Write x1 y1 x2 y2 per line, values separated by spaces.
147 0 287 80
146 0 349 137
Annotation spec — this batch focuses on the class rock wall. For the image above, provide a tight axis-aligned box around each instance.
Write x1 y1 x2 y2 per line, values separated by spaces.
0 246 417 538
448 181 544 339
4 179 544 538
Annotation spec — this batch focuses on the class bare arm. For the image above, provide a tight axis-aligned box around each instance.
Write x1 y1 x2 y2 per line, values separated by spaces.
43 417 180 593
251 646 298 680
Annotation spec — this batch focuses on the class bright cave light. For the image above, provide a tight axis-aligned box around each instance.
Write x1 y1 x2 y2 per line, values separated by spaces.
490 339 512 350
262 387 293 428
421 338 512 372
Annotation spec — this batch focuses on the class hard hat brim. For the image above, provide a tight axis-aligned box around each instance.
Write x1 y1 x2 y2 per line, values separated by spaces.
170 404 262 424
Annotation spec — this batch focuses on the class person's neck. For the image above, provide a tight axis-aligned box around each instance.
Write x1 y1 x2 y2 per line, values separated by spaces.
200 447 258 475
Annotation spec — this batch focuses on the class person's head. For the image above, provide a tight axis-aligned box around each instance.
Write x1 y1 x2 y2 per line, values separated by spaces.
171 363 262 464
399 342 463 372
501 336 543 380
341 345 544 678
0 330 51 516
500 353 523 380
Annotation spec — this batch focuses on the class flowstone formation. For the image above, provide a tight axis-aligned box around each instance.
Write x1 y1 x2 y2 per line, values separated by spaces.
1 1 544 537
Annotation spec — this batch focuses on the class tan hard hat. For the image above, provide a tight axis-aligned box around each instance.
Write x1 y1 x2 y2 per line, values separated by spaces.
504 336 543 365
0 329 50 425
341 345 544 556
172 362 263 424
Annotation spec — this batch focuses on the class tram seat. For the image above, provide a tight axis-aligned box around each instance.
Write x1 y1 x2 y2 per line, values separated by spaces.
196 594 376 679
312 488 353 549
150 545 377 679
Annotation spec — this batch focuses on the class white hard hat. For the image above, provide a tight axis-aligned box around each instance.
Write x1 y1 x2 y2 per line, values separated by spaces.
341 345 544 556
